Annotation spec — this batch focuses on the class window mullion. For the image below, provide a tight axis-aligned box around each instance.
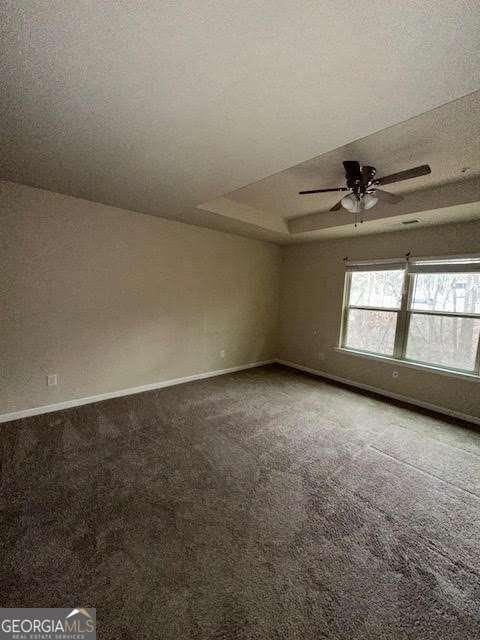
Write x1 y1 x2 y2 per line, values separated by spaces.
348 305 401 313
408 309 480 320
393 270 412 359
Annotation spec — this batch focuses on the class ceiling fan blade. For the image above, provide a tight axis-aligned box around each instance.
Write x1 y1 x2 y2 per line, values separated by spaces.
377 164 431 186
374 189 403 204
298 187 348 195
330 198 345 211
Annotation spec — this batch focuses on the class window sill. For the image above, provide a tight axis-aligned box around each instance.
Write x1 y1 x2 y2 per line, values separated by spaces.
334 347 480 382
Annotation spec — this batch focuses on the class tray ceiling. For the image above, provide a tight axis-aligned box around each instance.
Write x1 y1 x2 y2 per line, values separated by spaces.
2 2 480 243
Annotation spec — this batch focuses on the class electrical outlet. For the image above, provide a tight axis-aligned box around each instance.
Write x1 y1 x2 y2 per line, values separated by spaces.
220 349 226 359
47 373 58 387
392 370 399 379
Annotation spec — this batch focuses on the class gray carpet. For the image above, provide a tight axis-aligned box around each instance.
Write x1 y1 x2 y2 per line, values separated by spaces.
1 364 480 638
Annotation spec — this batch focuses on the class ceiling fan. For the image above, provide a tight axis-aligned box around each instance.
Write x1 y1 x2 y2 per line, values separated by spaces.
298 161 431 222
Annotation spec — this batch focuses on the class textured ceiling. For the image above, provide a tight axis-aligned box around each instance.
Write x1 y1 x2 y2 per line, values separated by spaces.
209 91 480 240
2 2 480 243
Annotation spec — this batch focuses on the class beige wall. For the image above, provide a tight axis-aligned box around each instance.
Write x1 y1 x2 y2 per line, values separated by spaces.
0 182 280 414
279 220 480 420
2 180 479 421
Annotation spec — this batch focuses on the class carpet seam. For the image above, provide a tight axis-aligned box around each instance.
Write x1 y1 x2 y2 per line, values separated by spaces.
369 445 480 501
387 422 480 459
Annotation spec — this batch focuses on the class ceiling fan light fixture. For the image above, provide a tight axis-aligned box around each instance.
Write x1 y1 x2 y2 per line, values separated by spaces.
363 193 378 210
341 193 362 213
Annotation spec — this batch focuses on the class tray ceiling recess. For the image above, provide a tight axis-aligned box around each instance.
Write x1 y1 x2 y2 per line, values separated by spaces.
199 91 480 242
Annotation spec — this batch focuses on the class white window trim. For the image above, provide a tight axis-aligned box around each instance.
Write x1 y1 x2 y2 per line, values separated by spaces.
339 259 480 378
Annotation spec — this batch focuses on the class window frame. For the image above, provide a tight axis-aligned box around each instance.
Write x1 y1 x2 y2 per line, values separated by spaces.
339 263 480 377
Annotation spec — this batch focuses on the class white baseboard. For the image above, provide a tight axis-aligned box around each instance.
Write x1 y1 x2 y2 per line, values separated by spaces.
0 360 274 424
3 358 478 427
276 359 480 427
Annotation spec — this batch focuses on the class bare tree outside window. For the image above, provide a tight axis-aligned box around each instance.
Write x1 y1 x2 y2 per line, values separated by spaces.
344 270 403 356
406 272 480 370
341 263 480 374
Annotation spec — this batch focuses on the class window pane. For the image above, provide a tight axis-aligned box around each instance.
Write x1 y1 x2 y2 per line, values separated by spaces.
411 273 480 314
406 313 480 371
349 270 404 309
345 309 397 355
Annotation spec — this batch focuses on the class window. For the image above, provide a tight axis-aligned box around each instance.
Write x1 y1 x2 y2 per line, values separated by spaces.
340 256 480 376
343 269 404 356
